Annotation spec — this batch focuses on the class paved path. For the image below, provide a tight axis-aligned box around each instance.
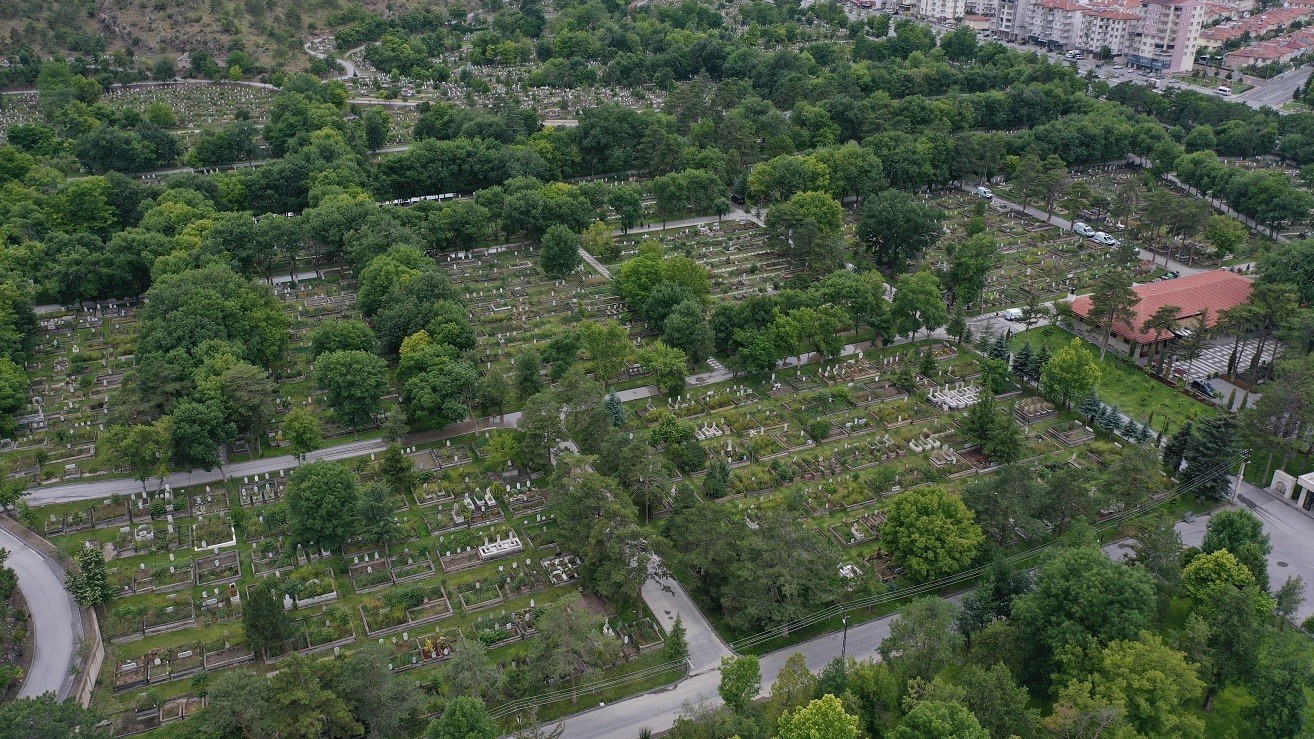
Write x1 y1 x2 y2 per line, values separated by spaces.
643 562 731 674
0 522 80 700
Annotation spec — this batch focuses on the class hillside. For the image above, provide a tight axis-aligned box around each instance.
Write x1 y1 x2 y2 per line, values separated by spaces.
0 0 441 75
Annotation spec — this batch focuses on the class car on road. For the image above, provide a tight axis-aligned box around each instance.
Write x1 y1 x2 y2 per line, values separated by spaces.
974 186 994 199
1217 85 1231 96
1002 308 1024 322
1073 221 1095 237
1092 231 1119 246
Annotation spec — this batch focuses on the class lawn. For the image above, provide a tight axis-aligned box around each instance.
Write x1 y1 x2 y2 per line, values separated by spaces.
1010 327 1217 436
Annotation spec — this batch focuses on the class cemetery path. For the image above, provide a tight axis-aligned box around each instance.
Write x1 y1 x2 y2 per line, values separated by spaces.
643 560 731 674
960 186 1208 278
0 518 80 700
28 387 663 505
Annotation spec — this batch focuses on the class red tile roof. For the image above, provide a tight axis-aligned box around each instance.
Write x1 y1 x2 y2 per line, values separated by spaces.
1070 269 1254 344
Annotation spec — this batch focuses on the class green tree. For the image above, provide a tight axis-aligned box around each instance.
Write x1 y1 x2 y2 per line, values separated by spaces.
264 655 361 738
857 189 945 270
441 639 505 702
768 653 818 718
579 320 631 385
309 319 376 358
664 614 689 665
282 408 323 463
879 597 962 683
1087 273 1141 361
776 694 860 739
1181 549 1255 602
201 670 271 738
1139 303 1182 377
66 545 113 608
882 487 984 581
315 349 389 429
528 591 621 702
1055 632 1205 738
1181 415 1239 501
541 223 581 277
662 300 713 364
637 340 688 395
285 461 360 551
104 422 169 493
945 233 998 310
1040 339 1101 409
891 270 948 339
890 700 989 739
356 482 401 547
170 399 234 472
718 654 762 714
515 348 546 400
243 583 291 658
1247 636 1314 738
0 695 107 739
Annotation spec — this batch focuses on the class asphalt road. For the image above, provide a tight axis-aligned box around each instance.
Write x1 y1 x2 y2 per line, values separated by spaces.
1237 66 1311 109
0 523 80 700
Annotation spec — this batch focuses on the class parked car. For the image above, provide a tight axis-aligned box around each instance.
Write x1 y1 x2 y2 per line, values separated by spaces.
1073 221 1095 237
1002 308 1024 322
974 186 994 199
1092 231 1119 246
1190 379 1223 399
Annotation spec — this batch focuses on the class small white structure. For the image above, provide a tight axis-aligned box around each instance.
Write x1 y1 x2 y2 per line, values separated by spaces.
1268 470 1314 518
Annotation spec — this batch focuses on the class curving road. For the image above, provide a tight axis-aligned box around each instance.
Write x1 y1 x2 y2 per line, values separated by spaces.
0 521 80 700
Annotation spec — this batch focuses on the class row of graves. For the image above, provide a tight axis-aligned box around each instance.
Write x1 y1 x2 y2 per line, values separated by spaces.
924 192 1138 313
4 301 140 479
39 431 654 724
0 83 278 138
628 340 1116 590
618 222 799 300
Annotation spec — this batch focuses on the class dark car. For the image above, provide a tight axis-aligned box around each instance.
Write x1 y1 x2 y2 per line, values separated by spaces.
730 193 745 204
1189 379 1222 399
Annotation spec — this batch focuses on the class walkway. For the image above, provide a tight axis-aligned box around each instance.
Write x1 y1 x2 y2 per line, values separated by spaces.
0 520 80 700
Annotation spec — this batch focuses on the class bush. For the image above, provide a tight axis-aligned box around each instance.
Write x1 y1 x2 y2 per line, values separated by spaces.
383 585 426 610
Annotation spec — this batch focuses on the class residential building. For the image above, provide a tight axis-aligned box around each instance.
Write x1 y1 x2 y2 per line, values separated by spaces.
1069 269 1254 359
917 0 966 20
1078 8 1141 54
1128 0 1204 72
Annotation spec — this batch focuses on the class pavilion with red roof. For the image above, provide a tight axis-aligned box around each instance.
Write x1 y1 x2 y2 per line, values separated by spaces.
1068 269 1254 359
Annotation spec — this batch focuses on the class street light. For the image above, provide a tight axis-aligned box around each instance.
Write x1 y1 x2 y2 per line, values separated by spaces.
841 615 850 661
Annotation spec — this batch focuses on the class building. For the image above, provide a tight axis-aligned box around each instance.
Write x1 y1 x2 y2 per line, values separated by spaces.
1268 470 1314 517
1078 8 1142 54
917 0 966 20
1069 269 1254 359
1128 0 1204 72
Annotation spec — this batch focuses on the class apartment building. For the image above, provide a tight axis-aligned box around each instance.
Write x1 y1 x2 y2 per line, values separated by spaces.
1078 8 1141 54
916 0 967 20
1127 0 1203 72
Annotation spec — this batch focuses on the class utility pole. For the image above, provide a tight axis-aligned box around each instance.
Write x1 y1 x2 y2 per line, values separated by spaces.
840 615 850 661
1230 449 1250 504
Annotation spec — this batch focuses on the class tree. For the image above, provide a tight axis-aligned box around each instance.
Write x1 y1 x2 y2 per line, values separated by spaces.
1203 215 1247 263
951 663 1037 739
310 319 376 358
528 591 621 702
857 189 945 269
664 614 689 665
264 654 361 737
768 653 818 719
285 461 360 551
170 399 234 472
1182 549 1256 603
1055 632 1205 738
945 233 998 310
0 695 107 739
1180 415 1239 501
516 348 546 400
1011 546 1156 685
879 597 962 683
541 224 581 277
1140 303 1182 377
403 359 479 427
104 422 169 493
1274 576 1305 628
1202 508 1270 564
764 191 846 276
282 409 323 463
579 320 631 385
1040 339 1101 409
1247 637 1314 738
962 464 1045 547
428 696 497 739
890 700 989 739
720 513 843 633
442 639 505 702
776 694 860 739
243 583 291 658
891 270 948 340
356 482 401 547
663 301 713 364
881 487 984 581
315 349 389 429
66 545 113 608
718 654 761 714
1087 273 1141 360
202 670 271 738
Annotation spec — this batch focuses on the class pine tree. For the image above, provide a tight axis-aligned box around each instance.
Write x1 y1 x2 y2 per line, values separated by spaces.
1163 421 1194 475
1012 342 1034 378
984 414 1025 464
974 325 994 354
664 614 689 665
1181 415 1239 500
963 391 999 446
1079 389 1103 419
920 347 938 376
989 333 1010 362
1106 405 1124 433
1122 420 1142 441
1029 343 1051 384
605 390 627 427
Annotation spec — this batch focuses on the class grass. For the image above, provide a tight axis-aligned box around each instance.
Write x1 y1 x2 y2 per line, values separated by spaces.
1245 449 1314 486
1010 326 1217 435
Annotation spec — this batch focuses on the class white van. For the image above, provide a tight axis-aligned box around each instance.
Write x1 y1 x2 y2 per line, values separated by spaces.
1002 308 1024 322
1217 85 1231 96
1073 221 1095 237
1092 231 1119 246
974 186 994 199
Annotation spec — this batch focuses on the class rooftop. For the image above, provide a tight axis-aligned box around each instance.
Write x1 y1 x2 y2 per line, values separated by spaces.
1070 269 1254 344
